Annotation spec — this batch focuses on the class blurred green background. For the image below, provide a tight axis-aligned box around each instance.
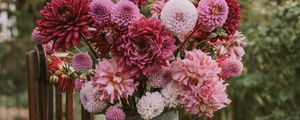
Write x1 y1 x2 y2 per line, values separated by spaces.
0 0 300 119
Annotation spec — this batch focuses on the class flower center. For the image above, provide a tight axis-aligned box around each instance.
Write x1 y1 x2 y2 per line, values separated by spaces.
133 37 151 52
57 6 70 16
113 76 122 83
212 7 221 15
175 12 184 22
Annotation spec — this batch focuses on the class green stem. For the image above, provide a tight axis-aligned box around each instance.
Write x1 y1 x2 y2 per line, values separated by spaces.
80 34 99 60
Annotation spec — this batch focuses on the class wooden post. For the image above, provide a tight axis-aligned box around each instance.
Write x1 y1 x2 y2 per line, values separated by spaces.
66 90 73 120
56 88 63 120
82 106 94 120
26 51 39 120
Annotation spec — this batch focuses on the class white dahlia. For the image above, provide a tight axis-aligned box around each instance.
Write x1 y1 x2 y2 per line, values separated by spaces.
161 81 183 108
160 0 198 35
137 92 165 119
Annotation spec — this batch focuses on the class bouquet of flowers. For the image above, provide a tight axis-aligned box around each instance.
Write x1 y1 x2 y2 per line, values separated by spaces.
32 0 246 119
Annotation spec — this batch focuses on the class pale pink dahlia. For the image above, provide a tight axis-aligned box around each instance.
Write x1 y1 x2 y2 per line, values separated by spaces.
89 0 114 27
80 81 107 113
114 18 176 76
105 106 126 120
111 0 142 26
161 81 184 108
197 0 229 32
92 59 138 102
220 57 243 78
147 67 171 88
72 53 92 72
171 50 221 87
32 27 45 45
160 0 198 34
179 79 231 117
137 92 165 120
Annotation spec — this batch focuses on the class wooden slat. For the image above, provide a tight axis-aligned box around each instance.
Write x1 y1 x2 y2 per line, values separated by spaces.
26 50 39 120
56 88 63 120
82 106 94 120
66 90 73 120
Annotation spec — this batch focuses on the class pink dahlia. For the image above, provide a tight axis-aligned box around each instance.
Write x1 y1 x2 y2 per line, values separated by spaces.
114 18 176 75
129 0 147 8
105 106 126 120
89 0 114 27
197 0 229 32
92 59 138 102
72 53 92 72
220 57 243 78
147 67 172 88
179 79 231 117
36 0 93 50
43 41 55 54
223 0 241 35
160 0 198 34
80 81 107 113
74 77 87 92
32 27 45 45
171 50 221 87
111 0 142 26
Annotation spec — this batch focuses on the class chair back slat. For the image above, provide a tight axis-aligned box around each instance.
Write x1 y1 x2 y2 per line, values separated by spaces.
55 88 63 120
26 50 39 120
26 46 94 120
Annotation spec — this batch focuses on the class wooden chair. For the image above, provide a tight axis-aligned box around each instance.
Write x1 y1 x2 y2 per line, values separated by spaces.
26 45 93 120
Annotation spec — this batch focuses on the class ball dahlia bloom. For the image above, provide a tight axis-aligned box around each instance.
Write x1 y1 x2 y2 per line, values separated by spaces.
32 27 45 45
36 0 93 50
171 50 221 87
161 81 184 108
220 57 243 78
89 0 114 27
111 0 142 27
223 0 241 35
160 0 198 35
114 18 176 76
71 53 93 72
105 106 126 120
80 81 107 113
92 59 138 102
147 67 172 88
137 92 165 120
47 56 75 91
179 79 231 117
197 0 229 32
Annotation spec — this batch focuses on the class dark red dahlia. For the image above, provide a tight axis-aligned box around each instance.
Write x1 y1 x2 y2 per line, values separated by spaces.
36 0 93 50
87 24 126 57
223 0 241 35
114 18 176 76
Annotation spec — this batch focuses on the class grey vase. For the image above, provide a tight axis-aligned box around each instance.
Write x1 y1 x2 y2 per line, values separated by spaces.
126 110 179 120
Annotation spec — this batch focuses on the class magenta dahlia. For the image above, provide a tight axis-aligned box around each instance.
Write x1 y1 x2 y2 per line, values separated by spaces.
223 0 241 35
92 59 138 102
197 0 229 32
89 0 114 27
114 18 176 76
111 0 142 27
170 50 221 87
32 27 45 45
105 106 126 120
147 67 171 88
72 53 93 72
179 79 231 117
36 0 93 50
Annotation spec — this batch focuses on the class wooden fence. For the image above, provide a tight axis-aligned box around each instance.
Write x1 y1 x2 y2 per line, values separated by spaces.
26 45 93 120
